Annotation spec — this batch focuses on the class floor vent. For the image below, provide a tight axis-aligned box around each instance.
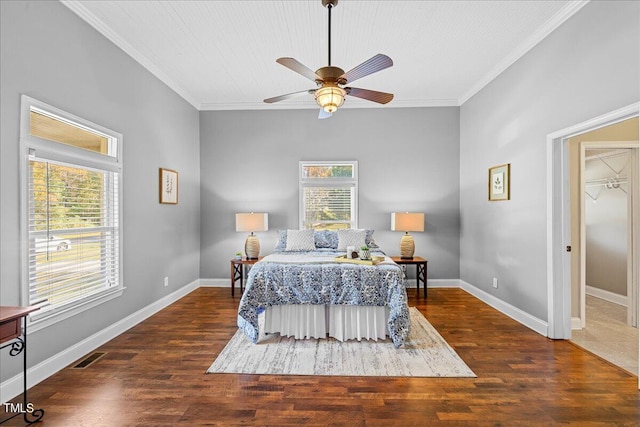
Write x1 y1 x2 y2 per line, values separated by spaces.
72 352 106 369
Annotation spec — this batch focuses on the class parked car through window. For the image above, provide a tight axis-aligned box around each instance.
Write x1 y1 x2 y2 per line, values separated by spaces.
34 236 72 253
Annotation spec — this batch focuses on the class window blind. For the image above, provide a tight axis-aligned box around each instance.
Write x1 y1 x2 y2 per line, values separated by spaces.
303 186 354 228
28 158 119 317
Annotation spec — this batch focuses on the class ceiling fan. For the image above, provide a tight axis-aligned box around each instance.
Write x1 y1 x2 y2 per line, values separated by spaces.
264 0 394 119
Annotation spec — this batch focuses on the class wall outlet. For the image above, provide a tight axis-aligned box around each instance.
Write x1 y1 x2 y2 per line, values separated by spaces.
164 276 169 287
492 277 498 289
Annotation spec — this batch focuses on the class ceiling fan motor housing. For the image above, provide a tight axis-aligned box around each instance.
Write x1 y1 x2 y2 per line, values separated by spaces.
315 66 347 85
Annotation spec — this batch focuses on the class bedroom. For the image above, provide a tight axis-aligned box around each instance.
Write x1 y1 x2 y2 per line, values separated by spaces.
1 0 639 424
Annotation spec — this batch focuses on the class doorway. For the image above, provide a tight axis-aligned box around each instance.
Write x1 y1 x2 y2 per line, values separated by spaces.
571 144 638 374
546 103 639 386
581 147 635 328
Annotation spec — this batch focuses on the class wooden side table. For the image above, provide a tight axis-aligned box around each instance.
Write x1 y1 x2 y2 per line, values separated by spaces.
230 257 263 297
0 306 45 424
391 256 428 298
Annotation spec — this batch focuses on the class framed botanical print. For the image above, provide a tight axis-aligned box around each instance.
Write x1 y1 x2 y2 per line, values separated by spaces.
159 168 178 204
488 164 510 201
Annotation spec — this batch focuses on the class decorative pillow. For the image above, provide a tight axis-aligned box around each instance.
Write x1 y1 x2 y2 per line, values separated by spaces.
326 230 339 248
365 229 379 248
274 230 288 251
314 230 339 249
285 229 316 251
277 229 375 250
337 229 367 251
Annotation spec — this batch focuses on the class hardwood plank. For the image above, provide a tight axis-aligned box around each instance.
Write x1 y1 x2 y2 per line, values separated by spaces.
2 287 639 426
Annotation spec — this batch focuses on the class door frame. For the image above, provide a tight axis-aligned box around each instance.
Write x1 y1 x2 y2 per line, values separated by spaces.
546 102 639 340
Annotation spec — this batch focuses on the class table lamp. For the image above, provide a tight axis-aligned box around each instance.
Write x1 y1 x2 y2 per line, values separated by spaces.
391 212 424 259
235 212 268 259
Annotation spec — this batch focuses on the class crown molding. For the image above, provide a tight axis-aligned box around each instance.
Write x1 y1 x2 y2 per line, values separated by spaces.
458 0 590 105
199 98 460 111
60 0 201 110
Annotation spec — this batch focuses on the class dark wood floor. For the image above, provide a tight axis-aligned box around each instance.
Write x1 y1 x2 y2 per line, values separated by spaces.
4 287 640 426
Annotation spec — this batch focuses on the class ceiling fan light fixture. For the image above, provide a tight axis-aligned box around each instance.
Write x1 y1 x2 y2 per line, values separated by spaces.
315 85 346 113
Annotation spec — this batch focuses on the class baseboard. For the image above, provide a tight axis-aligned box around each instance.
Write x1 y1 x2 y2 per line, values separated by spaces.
199 278 229 287
459 279 549 337
395 278 461 289
426 279 460 288
586 285 627 307
1 278 201 401
571 317 583 330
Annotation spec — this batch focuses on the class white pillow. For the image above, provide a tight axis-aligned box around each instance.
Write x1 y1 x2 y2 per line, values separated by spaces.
337 229 367 251
285 229 316 251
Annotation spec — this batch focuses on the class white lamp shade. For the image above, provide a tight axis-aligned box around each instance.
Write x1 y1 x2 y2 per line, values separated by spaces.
235 213 268 232
391 212 424 232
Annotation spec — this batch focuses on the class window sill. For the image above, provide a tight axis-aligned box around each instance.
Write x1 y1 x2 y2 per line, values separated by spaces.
27 287 125 334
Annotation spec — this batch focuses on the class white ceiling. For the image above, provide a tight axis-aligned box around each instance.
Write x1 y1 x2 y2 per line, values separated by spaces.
61 0 588 111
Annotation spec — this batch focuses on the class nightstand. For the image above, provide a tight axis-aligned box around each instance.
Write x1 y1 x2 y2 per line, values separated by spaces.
230 257 263 297
391 256 428 298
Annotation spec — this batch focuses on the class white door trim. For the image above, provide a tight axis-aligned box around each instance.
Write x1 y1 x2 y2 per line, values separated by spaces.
546 102 639 340
628 147 639 328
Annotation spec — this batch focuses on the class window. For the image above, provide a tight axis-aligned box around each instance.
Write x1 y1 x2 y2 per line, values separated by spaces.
299 161 358 229
20 96 123 329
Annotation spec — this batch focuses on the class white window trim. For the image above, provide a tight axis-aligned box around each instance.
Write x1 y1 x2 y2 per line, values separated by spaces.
299 160 358 229
19 95 124 333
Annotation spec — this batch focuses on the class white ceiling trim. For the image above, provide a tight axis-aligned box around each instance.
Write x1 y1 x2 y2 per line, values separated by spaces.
458 0 590 105
60 0 202 109
199 98 460 111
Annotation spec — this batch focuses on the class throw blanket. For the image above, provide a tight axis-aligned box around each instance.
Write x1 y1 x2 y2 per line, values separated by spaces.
237 250 410 348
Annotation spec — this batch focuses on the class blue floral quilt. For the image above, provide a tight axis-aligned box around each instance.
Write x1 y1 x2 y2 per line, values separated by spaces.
237 249 410 348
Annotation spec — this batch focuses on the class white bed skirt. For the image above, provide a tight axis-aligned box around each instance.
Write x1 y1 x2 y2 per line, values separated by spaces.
264 305 390 342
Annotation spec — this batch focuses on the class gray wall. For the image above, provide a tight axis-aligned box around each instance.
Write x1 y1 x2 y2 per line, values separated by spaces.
459 1 639 321
1 1 201 381
200 107 460 280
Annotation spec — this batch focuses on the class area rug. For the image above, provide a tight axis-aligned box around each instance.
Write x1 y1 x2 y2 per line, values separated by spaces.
207 307 476 377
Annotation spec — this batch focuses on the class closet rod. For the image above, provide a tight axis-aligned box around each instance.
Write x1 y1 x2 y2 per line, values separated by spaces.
585 178 628 188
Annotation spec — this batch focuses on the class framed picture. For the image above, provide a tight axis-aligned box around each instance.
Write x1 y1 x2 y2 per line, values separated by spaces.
488 163 510 201
159 168 178 204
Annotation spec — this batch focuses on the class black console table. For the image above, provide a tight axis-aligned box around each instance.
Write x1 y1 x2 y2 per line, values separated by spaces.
0 306 44 425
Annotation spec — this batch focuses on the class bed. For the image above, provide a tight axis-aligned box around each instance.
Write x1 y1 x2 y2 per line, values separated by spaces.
237 229 410 348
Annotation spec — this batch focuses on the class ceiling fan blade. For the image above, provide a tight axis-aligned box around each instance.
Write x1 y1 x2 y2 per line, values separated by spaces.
345 87 394 104
341 54 393 84
264 89 314 104
318 108 332 120
276 58 321 82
